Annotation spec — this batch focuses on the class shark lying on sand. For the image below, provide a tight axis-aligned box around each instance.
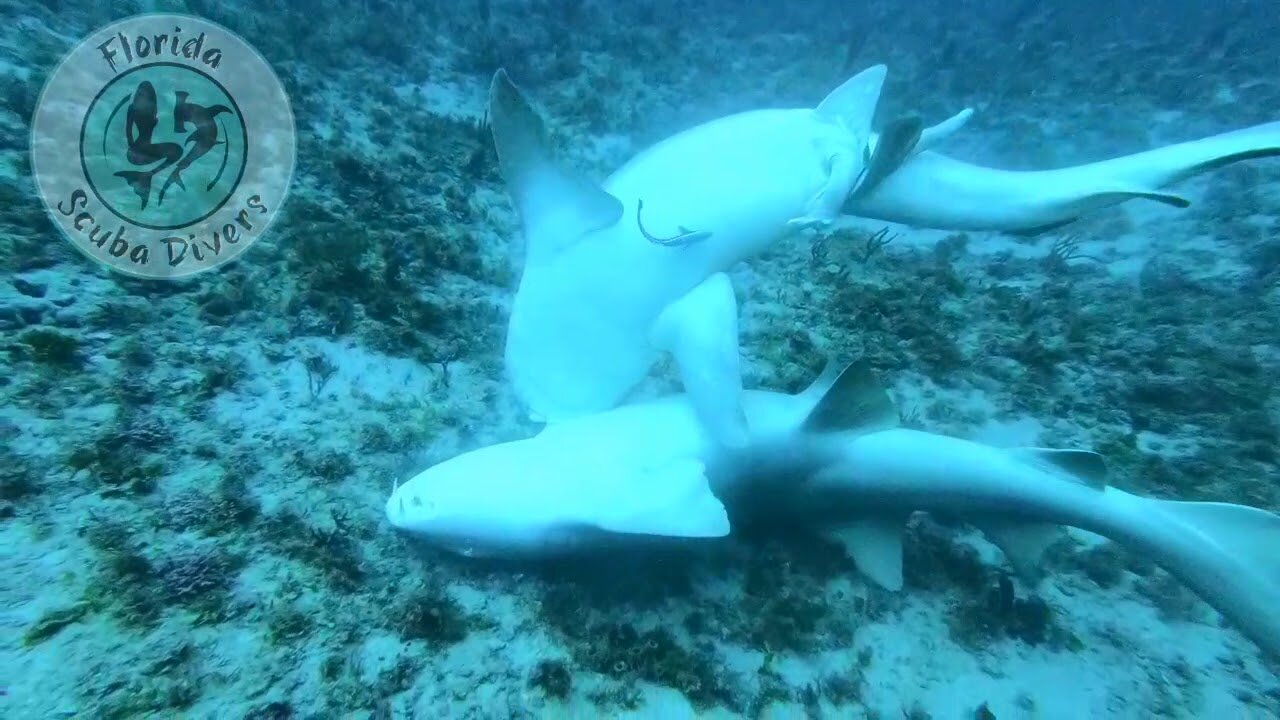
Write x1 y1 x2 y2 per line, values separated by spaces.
387 362 1280 660
491 65 1280 440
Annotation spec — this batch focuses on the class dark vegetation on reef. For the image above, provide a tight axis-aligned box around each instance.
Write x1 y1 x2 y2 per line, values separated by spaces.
1 0 1278 717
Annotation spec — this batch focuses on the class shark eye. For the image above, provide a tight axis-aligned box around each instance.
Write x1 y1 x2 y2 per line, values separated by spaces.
411 495 423 507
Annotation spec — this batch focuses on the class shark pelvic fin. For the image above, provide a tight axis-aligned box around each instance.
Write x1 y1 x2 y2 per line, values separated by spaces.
917 108 974 153
1007 447 1108 489
977 519 1062 581
589 458 730 538
828 518 905 591
801 360 899 434
488 69 623 263
650 273 748 448
850 114 925 203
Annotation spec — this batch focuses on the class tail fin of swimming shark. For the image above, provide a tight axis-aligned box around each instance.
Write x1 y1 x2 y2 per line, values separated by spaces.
789 359 1280 657
1109 489 1280 659
849 120 1280 232
488 69 623 264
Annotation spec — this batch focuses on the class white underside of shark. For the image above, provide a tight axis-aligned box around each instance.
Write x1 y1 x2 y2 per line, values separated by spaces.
493 66 892 445
490 65 1280 436
386 363 1280 661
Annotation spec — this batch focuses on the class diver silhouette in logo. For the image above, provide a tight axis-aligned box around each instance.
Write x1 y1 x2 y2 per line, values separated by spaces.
112 80 233 211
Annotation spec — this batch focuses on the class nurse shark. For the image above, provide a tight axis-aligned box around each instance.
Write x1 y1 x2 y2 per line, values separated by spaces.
490 65 1280 438
386 362 1280 661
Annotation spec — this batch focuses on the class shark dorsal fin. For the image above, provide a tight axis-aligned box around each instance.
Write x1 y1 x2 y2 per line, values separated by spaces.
1007 447 1108 489
488 69 623 264
801 360 899 434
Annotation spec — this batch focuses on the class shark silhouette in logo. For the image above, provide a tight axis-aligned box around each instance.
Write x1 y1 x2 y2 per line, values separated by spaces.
157 91 233 205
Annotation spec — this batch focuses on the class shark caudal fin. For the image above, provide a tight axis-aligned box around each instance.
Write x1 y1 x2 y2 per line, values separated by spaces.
488 69 623 264
849 120 1280 233
1115 490 1280 660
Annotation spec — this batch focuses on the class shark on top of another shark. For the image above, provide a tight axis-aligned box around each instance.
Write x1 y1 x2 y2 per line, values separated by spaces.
489 64 1280 440
387 362 1280 661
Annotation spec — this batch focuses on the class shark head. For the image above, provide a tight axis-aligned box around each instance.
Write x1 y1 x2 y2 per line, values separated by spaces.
385 424 733 558
384 441 550 556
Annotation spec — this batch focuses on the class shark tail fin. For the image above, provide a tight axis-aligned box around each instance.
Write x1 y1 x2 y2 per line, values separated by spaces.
488 69 623 263
1051 120 1280 216
1113 489 1280 660
1158 120 1280 183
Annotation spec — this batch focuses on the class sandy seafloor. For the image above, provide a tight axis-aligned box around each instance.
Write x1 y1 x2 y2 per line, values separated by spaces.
2 1 1279 718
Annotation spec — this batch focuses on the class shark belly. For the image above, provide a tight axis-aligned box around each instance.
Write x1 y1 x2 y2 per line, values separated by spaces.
506 111 836 423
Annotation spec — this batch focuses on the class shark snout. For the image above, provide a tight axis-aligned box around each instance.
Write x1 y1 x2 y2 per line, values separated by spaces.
384 492 408 529
384 481 442 534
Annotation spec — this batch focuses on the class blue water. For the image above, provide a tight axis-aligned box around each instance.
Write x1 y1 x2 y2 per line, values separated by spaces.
2 1 1278 717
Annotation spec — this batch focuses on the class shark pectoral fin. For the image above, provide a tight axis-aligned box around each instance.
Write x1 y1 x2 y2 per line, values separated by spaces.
1006 447 1107 488
977 519 1062 582
916 108 975 154
489 69 623 263
815 64 886 131
800 360 899 434
591 458 730 538
827 519 906 591
650 273 748 448
803 65 888 227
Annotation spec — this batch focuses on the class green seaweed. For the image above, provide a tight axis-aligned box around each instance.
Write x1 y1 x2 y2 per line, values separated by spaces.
22 602 90 646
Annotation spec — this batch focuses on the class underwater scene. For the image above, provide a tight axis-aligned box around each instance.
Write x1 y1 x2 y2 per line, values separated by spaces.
2 0 1279 717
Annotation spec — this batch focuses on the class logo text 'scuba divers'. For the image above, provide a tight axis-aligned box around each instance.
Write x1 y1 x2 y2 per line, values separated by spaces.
31 14 295 279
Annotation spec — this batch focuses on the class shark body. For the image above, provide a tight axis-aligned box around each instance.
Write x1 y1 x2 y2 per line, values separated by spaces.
491 65 1280 441
387 363 1280 660
492 66 895 445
